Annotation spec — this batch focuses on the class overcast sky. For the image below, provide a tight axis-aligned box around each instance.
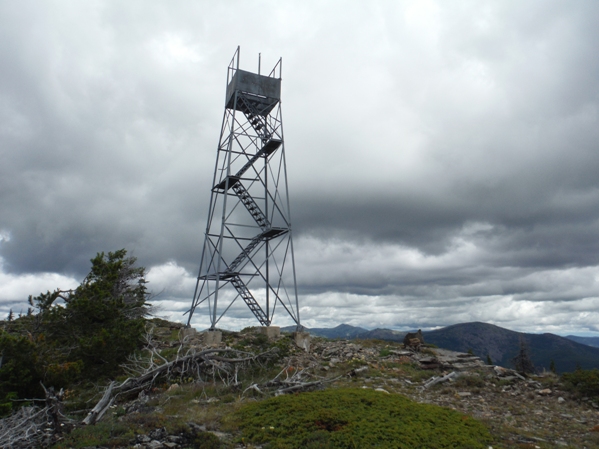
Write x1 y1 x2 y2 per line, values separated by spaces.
2 0 599 335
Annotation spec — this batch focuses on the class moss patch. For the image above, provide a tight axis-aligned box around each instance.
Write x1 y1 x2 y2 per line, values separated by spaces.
232 387 492 449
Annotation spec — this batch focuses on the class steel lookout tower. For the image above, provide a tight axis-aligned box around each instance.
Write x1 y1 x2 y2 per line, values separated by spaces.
187 48 301 332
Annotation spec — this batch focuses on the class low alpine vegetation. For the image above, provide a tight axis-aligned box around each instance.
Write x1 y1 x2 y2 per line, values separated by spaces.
232 387 492 449
562 368 599 398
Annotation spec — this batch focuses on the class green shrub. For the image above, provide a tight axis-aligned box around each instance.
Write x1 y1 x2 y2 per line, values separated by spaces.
0 392 18 416
236 332 270 350
0 249 151 413
160 347 181 360
233 387 492 448
52 421 134 448
124 412 168 430
398 364 435 383
562 368 599 398
0 331 43 415
180 429 222 448
271 335 292 359
379 348 391 357
47 249 150 379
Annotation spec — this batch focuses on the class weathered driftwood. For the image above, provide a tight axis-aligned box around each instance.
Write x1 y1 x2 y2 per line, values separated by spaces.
83 347 276 425
423 371 458 389
242 383 264 396
82 382 115 425
274 380 328 395
262 362 341 396
0 386 70 448
271 374 342 396
493 365 527 380
389 350 412 357
348 366 369 377
42 385 68 438
0 406 49 449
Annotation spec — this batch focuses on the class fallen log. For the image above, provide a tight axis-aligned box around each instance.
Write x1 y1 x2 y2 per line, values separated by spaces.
423 371 458 389
82 382 115 426
83 347 276 425
274 380 325 395
274 375 342 396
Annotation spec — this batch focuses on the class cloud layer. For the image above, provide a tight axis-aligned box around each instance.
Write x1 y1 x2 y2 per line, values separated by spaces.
2 1 599 334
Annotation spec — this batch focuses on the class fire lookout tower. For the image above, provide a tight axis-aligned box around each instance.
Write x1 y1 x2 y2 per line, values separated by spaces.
187 48 301 331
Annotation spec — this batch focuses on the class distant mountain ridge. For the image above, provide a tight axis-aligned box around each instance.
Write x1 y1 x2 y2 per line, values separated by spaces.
281 323 368 339
423 322 599 374
283 322 599 374
565 335 599 348
281 324 406 341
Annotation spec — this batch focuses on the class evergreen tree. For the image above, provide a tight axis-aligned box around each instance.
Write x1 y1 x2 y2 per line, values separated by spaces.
512 335 535 374
0 249 151 414
0 331 42 414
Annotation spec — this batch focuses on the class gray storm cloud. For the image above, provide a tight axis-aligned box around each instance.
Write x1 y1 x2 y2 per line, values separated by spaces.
1 0 599 334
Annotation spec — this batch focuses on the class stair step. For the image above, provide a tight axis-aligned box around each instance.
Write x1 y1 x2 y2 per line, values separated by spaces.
230 275 269 325
231 183 270 229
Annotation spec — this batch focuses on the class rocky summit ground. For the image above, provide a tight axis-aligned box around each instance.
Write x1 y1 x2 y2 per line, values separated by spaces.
47 320 599 449
277 338 599 449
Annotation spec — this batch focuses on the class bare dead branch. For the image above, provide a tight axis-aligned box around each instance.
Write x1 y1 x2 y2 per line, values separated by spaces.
0 385 71 448
83 346 278 425
422 371 458 389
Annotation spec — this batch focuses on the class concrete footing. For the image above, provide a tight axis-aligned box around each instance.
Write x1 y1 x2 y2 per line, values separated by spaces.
181 327 197 339
258 326 280 339
203 330 222 345
293 331 311 352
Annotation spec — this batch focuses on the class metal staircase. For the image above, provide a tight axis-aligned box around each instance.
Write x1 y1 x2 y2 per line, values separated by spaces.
229 275 269 326
199 228 287 280
232 183 270 229
225 229 283 274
